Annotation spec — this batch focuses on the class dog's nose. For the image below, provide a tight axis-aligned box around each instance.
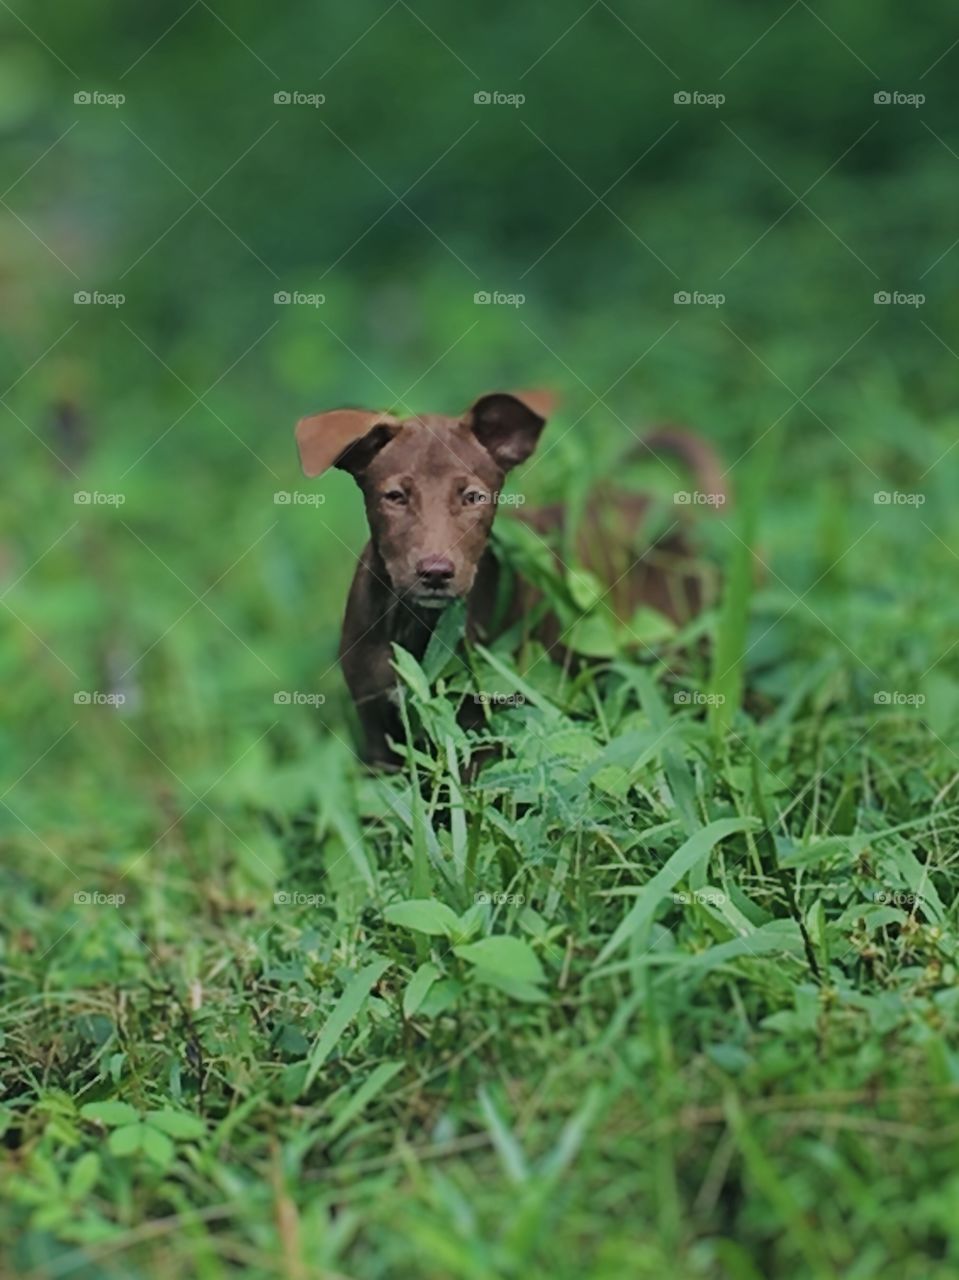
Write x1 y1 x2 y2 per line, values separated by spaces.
415 554 455 588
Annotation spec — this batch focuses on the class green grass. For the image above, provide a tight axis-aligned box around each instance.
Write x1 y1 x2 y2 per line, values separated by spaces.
4 298 959 1278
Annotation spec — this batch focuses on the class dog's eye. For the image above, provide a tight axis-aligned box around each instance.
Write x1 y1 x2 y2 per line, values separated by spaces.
383 489 408 505
462 487 490 506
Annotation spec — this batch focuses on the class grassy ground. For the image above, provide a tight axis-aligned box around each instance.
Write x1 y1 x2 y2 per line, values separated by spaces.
4 281 959 1277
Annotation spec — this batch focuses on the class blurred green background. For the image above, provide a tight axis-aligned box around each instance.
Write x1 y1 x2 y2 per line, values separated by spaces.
4 2 959 1276
4 0 959 784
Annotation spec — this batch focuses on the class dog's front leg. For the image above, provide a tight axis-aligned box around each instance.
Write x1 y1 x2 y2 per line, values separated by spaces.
354 691 404 771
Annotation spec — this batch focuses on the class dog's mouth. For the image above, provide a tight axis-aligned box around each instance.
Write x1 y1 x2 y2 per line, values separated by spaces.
409 588 458 609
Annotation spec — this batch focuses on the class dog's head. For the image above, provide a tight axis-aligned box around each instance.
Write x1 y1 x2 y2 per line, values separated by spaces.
295 390 554 607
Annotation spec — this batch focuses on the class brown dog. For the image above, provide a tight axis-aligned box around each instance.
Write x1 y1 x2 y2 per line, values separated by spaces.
295 391 724 767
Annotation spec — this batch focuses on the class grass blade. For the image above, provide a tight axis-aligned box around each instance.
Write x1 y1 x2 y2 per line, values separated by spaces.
302 958 391 1093
595 818 756 966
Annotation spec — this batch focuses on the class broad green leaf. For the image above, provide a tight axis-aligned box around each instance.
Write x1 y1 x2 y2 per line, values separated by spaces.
141 1124 175 1167
385 899 461 937
471 970 549 1003
417 977 463 1018
454 936 545 985
403 962 440 1018
566 611 622 658
33 1205 70 1231
422 599 467 681
626 606 677 645
108 1123 144 1156
455 902 485 941
146 1110 206 1140
303 958 391 1093
391 644 432 703
66 1152 100 1200
80 1101 139 1127
566 567 604 611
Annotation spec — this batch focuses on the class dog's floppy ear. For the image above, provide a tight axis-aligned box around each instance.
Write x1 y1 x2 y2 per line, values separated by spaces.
295 409 400 479
465 390 556 471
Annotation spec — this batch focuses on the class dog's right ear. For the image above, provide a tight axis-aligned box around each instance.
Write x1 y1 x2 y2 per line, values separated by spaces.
295 410 400 479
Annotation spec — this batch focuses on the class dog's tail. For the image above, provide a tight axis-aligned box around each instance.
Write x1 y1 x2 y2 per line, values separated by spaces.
631 426 728 508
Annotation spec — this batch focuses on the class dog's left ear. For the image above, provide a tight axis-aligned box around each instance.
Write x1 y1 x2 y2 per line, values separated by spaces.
465 390 556 471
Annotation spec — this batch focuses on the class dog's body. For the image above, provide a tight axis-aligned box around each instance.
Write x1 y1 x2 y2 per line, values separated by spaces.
296 392 724 767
